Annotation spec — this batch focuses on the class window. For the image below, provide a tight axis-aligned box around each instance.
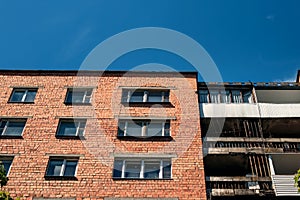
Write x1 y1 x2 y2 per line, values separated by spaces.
9 88 37 103
199 89 253 103
0 119 26 136
113 158 171 179
56 119 86 137
65 88 92 104
118 120 170 137
0 156 13 176
122 89 170 103
46 157 78 177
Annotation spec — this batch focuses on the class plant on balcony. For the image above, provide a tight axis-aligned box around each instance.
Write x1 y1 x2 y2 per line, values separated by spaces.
295 168 300 192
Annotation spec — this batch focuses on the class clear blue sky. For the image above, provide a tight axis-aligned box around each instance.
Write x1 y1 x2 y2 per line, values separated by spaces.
0 0 299 82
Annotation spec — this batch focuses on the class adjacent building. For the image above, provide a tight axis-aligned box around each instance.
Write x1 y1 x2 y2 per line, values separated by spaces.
0 70 206 200
199 79 300 199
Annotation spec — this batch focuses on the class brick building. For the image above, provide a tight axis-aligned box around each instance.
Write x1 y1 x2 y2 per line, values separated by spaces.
0 70 206 200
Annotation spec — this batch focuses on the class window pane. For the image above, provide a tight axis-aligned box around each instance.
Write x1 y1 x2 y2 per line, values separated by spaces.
0 158 13 176
243 91 253 103
58 121 77 136
24 90 37 102
64 161 77 176
129 91 144 102
210 90 220 103
220 90 231 103
164 122 170 136
117 122 126 136
232 90 242 103
113 160 123 178
148 92 162 102
126 121 143 136
10 91 24 102
199 90 209 103
70 91 85 103
4 121 25 136
125 161 141 178
163 160 171 178
147 122 162 136
144 161 160 179
46 160 63 176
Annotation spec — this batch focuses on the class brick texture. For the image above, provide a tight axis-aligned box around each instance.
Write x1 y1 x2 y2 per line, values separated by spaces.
0 71 206 200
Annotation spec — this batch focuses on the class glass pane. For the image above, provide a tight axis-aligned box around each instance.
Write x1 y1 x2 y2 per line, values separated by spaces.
117 122 126 136
4 121 25 136
164 122 170 136
199 90 209 103
126 121 143 136
10 91 24 102
66 90 85 103
243 91 252 103
147 122 162 136
210 90 220 103
24 90 37 102
125 161 141 178
232 90 242 103
148 92 162 102
144 161 160 179
1 159 13 175
163 160 171 178
113 160 123 178
58 121 77 136
129 91 144 102
46 160 63 176
220 90 231 103
64 161 77 176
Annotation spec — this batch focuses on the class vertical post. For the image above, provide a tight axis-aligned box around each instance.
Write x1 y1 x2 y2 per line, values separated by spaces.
268 155 275 175
140 160 144 178
121 160 126 178
143 91 148 102
159 160 163 179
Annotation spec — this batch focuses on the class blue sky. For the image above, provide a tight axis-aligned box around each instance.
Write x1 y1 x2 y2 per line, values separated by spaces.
0 0 299 82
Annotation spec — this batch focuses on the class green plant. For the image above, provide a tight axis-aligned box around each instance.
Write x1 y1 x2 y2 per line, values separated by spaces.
294 168 300 192
0 163 8 189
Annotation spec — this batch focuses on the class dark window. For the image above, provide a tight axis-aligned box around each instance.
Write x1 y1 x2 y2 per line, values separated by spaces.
0 119 26 136
46 158 78 177
9 88 37 103
65 88 92 104
0 157 13 176
56 119 86 137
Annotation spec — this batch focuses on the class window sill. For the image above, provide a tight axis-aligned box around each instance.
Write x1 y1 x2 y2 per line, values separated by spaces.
121 102 174 107
55 135 85 140
117 136 173 141
64 102 92 106
44 176 78 180
7 101 35 104
0 135 23 139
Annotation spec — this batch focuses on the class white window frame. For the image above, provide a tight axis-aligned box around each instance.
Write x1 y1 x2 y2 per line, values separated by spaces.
114 158 172 179
200 89 254 104
120 120 170 137
0 119 26 136
124 90 169 103
65 88 93 104
57 119 87 137
46 158 79 177
10 88 37 102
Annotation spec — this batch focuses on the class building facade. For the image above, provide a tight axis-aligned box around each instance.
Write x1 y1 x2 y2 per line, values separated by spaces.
0 70 206 200
199 80 300 199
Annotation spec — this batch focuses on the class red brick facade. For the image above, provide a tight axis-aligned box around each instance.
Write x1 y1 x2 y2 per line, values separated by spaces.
0 71 206 200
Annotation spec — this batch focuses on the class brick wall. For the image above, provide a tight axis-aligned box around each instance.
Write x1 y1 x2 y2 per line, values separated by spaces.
0 71 206 200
